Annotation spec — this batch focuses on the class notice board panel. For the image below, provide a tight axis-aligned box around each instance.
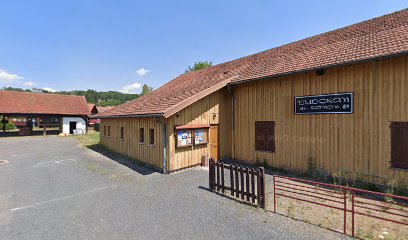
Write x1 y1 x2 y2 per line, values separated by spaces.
194 129 209 145
176 130 193 148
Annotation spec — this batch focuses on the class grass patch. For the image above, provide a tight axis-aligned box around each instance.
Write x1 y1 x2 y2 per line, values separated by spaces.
72 130 100 147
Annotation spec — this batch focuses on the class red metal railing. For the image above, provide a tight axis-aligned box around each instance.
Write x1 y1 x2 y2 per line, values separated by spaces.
273 175 408 237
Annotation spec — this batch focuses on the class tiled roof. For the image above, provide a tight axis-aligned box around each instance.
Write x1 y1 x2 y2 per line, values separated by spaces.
96 106 113 113
88 103 96 111
98 8 408 118
0 91 89 115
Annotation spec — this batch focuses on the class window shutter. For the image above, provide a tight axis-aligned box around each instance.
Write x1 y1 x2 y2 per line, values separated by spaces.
265 122 275 152
255 122 265 151
255 121 275 152
391 122 408 169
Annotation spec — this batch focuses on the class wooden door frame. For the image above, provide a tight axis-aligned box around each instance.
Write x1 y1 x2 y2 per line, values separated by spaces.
209 124 219 161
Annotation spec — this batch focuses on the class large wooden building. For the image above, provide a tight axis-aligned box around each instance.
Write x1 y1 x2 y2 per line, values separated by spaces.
96 9 408 186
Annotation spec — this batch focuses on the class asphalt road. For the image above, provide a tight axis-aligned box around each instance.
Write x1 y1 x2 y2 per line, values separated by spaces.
0 136 347 240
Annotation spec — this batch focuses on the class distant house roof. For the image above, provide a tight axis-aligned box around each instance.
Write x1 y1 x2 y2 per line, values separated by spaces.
88 103 96 111
0 91 89 116
88 103 98 115
96 106 113 113
97 9 408 118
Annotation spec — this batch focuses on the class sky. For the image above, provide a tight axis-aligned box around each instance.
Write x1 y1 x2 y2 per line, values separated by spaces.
0 1 407 94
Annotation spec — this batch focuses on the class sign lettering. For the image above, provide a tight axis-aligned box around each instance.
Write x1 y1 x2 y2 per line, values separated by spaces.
295 93 353 115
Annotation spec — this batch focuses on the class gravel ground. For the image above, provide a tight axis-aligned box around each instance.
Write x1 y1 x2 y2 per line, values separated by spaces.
0 136 348 240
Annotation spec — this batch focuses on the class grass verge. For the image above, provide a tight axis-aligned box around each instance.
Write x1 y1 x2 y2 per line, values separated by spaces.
72 130 100 147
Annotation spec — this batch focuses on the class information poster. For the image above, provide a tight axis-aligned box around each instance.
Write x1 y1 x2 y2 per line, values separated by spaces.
194 129 208 145
177 130 193 148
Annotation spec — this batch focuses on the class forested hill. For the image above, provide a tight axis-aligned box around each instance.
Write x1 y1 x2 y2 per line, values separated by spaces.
1 87 139 106
53 90 139 106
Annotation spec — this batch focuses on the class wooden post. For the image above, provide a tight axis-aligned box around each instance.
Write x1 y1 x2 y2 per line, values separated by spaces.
246 167 250 201
209 159 213 190
216 161 220 191
257 169 261 207
240 167 244 200
208 159 211 189
85 116 88 134
260 167 265 208
230 165 234 196
221 162 225 193
2 117 5 133
235 165 239 198
251 169 255 203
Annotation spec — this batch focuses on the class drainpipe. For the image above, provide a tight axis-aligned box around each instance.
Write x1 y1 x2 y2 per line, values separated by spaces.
232 91 235 160
163 123 167 174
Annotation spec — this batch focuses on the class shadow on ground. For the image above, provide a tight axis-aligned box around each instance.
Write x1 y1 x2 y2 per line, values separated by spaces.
199 163 349 238
85 143 160 176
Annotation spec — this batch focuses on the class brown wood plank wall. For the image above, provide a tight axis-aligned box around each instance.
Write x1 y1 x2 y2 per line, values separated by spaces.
233 55 408 185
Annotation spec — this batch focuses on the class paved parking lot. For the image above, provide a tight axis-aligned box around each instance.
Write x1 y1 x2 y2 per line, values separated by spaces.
0 136 346 240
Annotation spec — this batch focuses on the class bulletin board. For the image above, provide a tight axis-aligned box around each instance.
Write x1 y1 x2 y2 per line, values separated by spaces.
175 125 210 148
176 130 193 148
194 129 208 145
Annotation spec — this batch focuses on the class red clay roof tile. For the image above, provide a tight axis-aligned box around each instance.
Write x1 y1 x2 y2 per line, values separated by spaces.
0 91 89 116
98 9 408 118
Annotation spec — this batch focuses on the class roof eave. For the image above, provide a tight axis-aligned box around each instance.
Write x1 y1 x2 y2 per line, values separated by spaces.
94 113 164 119
230 51 408 86
162 76 237 118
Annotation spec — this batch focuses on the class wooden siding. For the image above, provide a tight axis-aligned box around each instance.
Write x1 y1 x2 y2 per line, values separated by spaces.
166 88 232 171
233 55 408 186
100 117 164 170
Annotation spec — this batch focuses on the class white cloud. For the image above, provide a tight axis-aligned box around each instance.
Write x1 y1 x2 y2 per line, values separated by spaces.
118 82 142 94
0 69 24 83
22 81 35 87
136 68 150 76
43 87 59 93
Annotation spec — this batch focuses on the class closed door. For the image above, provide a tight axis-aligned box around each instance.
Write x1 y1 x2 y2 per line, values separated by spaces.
209 125 219 161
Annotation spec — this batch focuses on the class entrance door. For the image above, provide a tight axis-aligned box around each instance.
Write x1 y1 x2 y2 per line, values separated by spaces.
69 122 77 134
209 125 219 161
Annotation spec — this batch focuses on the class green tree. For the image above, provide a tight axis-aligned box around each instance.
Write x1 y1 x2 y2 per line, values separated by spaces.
185 61 212 73
140 84 153 96
84 89 99 103
2 86 139 107
1 87 31 92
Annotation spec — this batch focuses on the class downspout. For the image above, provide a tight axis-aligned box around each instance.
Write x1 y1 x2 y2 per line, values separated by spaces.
163 122 167 174
232 92 235 160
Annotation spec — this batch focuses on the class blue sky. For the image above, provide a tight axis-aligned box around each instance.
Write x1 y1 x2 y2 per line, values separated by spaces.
0 1 407 94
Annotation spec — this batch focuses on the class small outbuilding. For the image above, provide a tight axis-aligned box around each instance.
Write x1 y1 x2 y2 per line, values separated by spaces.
0 91 89 135
95 9 408 187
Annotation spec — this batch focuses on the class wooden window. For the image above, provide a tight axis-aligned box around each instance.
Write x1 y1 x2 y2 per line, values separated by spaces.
107 126 111 137
120 127 124 140
103 125 106 136
255 121 275 152
139 128 145 143
149 129 154 145
391 122 408 169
